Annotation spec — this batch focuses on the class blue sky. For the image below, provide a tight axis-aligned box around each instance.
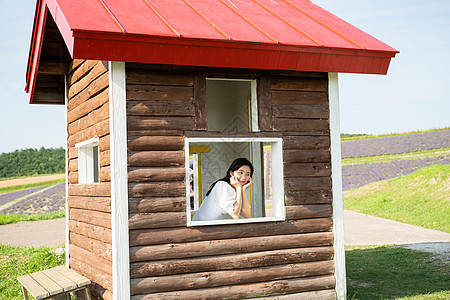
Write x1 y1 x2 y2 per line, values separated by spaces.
0 0 449 154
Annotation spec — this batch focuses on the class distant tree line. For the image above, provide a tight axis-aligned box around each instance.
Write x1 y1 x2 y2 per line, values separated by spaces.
0 147 65 178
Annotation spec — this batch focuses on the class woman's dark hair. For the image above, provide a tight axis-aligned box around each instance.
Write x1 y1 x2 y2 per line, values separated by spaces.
205 158 254 196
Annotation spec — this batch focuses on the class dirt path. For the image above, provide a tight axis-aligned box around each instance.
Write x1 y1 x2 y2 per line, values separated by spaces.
0 174 65 189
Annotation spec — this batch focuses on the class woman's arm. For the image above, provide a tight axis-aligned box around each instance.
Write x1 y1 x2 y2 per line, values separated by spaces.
240 178 252 218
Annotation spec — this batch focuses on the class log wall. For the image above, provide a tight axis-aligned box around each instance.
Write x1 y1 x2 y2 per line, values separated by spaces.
126 64 334 299
66 60 113 300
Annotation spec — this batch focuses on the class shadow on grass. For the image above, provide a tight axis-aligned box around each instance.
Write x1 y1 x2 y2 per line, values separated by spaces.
346 246 449 299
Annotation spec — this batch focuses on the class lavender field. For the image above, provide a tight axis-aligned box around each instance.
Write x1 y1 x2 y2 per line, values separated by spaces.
341 129 450 190
0 183 65 216
341 129 450 158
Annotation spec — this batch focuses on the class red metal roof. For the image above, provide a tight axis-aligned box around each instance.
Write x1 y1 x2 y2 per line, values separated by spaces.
26 0 398 103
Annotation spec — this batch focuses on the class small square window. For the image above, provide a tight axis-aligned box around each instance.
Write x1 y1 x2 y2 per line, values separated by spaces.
75 138 100 184
185 137 285 226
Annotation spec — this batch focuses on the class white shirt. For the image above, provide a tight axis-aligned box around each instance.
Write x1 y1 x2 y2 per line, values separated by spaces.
192 181 236 221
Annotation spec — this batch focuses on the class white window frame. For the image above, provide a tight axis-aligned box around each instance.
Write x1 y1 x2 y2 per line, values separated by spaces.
75 137 100 184
185 137 285 227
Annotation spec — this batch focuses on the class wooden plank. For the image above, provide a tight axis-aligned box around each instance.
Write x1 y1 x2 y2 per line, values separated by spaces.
284 163 331 177
127 116 195 131
283 135 330 150
126 68 194 86
17 274 49 300
129 182 185 198
68 220 112 243
68 71 109 111
270 70 328 78
128 151 184 167
29 271 63 297
130 260 334 295
127 100 195 117
273 118 329 132
127 130 184 136
99 134 110 151
67 60 96 85
127 85 193 101
285 190 332 205
257 71 273 131
184 131 282 138
69 244 113 275
272 103 329 119
100 149 110 167
69 257 113 291
285 204 333 219
70 231 112 261
128 167 185 183
284 149 331 163
70 101 109 134
68 183 111 197
271 90 328 105
127 136 184 151
67 88 109 124
271 76 328 92
69 208 112 228
99 166 111 182
248 289 335 300
128 197 186 213
68 59 85 75
284 177 332 191
38 61 68 75
129 232 333 262
131 275 335 299
68 102 109 135
67 118 110 147
41 267 77 292
129 212 186 230
194 69 207 130
53 266 91 286
130 246 333 278
69 61 108 99
129 218 332 246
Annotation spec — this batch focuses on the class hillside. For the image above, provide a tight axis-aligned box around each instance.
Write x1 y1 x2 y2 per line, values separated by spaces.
344 164 450 232
0 147 65 179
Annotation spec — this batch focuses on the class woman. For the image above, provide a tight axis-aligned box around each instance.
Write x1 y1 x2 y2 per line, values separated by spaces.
192 158 253 221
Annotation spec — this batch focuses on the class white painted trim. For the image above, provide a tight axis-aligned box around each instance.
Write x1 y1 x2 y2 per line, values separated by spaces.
75 137 99 148
185 137 285 227
329 72 346 299
64 75 69 267
109 61 130 300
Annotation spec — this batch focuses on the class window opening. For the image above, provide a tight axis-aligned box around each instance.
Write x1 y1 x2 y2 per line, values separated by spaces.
75 138 100 184
185 137 285 226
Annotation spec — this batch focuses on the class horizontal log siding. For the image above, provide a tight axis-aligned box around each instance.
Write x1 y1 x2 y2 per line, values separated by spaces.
66 60 112 299
126 65 333 299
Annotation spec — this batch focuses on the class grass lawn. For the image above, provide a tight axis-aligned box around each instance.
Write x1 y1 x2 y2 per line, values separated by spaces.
0 178 64 194
346 245 449 299
0 211 65 226
344 164 450 232
0 245 65 300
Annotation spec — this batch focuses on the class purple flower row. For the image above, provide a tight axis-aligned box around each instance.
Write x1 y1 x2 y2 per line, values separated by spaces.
0 186 47 206
0 183 65 215
342 156 450 191
342 129 450 158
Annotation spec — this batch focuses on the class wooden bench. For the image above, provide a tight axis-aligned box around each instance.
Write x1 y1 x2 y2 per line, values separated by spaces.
17 266 91 300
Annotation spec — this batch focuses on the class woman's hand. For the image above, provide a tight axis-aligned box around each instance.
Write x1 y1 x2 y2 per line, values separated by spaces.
230 176 243 189
242 177 253 190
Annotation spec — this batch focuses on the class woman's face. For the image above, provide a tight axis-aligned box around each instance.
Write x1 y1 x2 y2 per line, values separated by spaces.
230 165 251 185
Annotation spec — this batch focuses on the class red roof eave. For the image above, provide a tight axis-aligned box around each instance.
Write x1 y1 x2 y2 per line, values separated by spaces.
25 0 398 104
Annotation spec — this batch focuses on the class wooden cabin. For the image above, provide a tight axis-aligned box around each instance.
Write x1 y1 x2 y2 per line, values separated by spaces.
25 0 397 299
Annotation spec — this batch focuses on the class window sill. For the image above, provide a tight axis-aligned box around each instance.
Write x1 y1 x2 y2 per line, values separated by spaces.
187 216 286 227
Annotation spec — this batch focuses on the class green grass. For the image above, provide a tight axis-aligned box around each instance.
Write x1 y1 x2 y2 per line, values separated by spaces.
0 245 65 300
0 211 65 226
341 127 449 141
0 179 65 194
346 245 449 299
342 148 450 165
344 164 450 232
